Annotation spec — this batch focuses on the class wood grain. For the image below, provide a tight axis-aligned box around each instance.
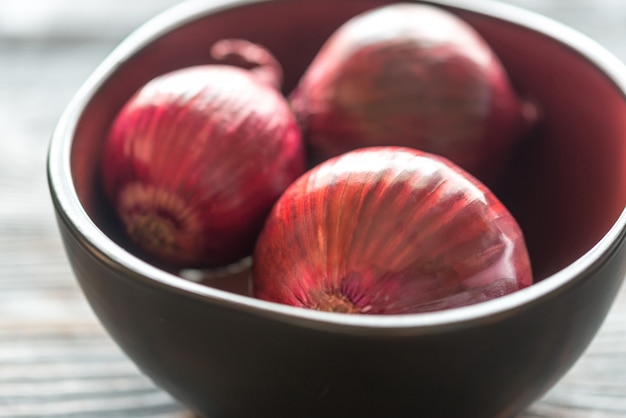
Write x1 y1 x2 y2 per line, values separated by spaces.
1 0 625 416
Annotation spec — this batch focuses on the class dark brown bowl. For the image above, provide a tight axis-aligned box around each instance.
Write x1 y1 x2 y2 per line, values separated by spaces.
47 0 626 417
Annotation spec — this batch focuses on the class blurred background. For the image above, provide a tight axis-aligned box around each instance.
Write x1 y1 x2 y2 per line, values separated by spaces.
1 0 625 416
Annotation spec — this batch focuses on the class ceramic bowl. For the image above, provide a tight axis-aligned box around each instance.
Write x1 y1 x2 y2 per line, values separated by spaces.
48 0 626 417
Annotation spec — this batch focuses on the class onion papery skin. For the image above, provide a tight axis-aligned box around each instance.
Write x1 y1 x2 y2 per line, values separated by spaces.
289 3 537 187
102 65 306 269
253 147 532 315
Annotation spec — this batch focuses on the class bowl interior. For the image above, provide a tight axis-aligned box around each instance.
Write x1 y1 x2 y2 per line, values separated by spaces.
69 0 626 285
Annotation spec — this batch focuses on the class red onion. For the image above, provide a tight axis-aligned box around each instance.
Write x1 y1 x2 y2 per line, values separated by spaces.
253 147 532 314
101 40 305 269
290 3 538 187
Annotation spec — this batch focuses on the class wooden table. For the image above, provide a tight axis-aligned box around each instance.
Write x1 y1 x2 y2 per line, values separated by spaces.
1 0 625 416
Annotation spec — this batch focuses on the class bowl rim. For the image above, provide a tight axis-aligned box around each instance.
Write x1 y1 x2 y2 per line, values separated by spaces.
48 0 626 335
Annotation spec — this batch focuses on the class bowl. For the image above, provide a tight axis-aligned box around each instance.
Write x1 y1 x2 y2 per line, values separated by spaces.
47 0 626 417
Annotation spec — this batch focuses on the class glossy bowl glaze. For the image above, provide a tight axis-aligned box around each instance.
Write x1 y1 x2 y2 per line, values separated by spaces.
48 0 626 417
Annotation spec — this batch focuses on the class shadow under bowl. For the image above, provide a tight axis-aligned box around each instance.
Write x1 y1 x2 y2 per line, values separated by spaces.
48 0 626 417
